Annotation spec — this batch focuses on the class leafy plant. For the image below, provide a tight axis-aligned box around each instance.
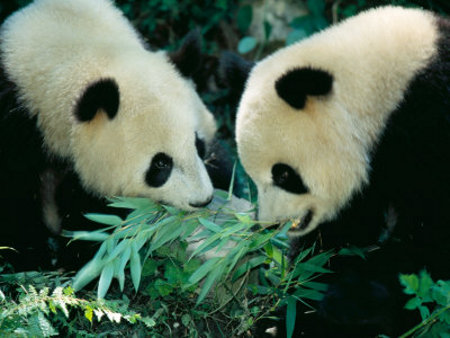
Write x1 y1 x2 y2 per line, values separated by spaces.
399 271 450 337
0 285 154 337
65 191 333 336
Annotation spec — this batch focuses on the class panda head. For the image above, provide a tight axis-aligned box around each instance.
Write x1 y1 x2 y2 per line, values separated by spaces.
236 64 363 236
69 34 215 210
230 6 439 235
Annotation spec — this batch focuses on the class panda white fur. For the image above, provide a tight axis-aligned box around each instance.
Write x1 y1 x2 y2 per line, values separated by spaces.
225 6 450 336
0 0 218 268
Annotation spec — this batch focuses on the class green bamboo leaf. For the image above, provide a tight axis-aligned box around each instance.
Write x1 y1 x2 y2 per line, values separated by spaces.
264 20 272 40
108 196 157 210
64 230 109 242
98 262 114 299
286 296 297 338
219 222 248 237
249 232 274 251
84 213 123 226
237 5 252 33
238 36 257 54
72 258 105 291
302 281 328 292
180 219 200 240
198 217 222 233
225 241 249 276
107 239 130 262
232 256 267 282
188 232 222 258
150 219 184 252
130 243 142 292
188 257 221 284
196 264 225 305
227 161 237 200
294 287 325 301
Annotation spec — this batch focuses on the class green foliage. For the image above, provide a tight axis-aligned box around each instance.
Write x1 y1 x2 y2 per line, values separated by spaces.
64 192 333 336
115 0 239 52
0 285 153 337
399 271 450 337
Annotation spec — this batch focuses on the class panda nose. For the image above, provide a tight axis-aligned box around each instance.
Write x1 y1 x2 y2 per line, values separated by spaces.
189 195 213 208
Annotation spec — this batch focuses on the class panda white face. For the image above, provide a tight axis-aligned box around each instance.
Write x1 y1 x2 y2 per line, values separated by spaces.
235 6 439 235
237 66 368 235
0 0 217 211
71 54 215 211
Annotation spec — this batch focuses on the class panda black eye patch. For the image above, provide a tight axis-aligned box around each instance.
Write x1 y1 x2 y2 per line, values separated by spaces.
145 153 173 188
195 133 206 159
272 163 308 194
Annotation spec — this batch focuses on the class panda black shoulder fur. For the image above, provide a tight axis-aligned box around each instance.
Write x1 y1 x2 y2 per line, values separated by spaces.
225 6 450 336
0 0 228 270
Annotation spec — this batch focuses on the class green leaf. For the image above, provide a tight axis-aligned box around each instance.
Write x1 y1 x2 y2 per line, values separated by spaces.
286 296 297 338
198 217 222 233
431 280 450 306
181 314 191 327
154 279 173 297
418 305 430 320
196 264 225 305
238 36 257 54
338 246 367 259
65 230 110 242
188 257 221 284
264 20 272 40
142 259 159 277
98 262 114 298
302 281 328 292
405 296 422 310
400 274 420 295
72 258 105 291
417 270 434 300
294 287 325 301
237 5 252 33
108 196 157 210
232 256 267 282
227 161 237 200
84 213 123 226
130 243 142 292
85 306 93 323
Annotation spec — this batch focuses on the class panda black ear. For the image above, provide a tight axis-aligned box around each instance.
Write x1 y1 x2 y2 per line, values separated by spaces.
275 68 333 109
219 51 254 106
169 29 202 78
74 79 120 122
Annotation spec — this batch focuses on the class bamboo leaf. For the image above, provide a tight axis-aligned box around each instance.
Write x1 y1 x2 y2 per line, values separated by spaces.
196 264 225 305
232 256 267 282
84 213 123 226
198 217 222 233
188 257 221 284
130 243 142 292
98 262 114 299
286 296 297 338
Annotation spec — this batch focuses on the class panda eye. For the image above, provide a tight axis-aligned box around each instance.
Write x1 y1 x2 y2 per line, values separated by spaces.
145 153 173 188
155 157 171 169
195 133 206 159
272 163 308 194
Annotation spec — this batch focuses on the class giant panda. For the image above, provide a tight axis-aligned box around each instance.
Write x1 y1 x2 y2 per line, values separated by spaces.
0 0 222 270
224 6 450 336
